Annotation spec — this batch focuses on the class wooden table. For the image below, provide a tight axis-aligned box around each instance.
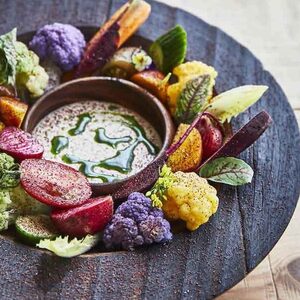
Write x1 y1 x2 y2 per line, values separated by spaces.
159 0 300 298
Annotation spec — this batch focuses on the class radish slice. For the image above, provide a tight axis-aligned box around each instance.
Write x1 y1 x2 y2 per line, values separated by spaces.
51 196 113 237
20 159 92 208
0 127 44 161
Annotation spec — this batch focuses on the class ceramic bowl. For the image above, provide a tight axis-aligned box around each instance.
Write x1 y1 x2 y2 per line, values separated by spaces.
22 77 175 200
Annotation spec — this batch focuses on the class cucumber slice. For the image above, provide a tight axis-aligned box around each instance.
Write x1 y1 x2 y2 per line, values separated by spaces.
149 25 187 74
15 215 59 245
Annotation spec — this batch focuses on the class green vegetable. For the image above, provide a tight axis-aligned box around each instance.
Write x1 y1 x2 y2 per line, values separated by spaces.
0 28 17 86
0 153 20 188
205 85 268 123
174 74 211 124
37 234 101 258
199 157 254 186
0 28 48 98
146 165 176 208
0 184 50 232
9 185 50 216
0 190 12 231
15 215 59 245
15 41 49 98
149 25 187 73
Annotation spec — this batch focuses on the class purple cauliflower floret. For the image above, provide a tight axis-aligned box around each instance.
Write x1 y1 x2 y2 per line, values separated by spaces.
103 192 172 250
29 23 86 71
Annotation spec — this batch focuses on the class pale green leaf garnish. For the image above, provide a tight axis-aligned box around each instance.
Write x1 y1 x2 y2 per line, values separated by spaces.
199 157 254 186
37 234 101 258
206 85 268 123
0 28 17 86
175 74 211 124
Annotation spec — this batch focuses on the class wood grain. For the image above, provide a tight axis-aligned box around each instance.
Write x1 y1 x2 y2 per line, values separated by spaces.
0 1 299 299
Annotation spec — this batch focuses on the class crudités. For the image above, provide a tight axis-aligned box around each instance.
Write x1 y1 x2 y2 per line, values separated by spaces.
0 0 272 258
33 101 162 183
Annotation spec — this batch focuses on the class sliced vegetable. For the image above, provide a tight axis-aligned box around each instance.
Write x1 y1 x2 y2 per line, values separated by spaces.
174 75 211 124
51 195 113 237
103 47 151 78
15 215 59 245
167 124 202 172
198 111 272 170
76 0 151 77
197 114 223 160
0 127 43 161
130 70 170 104
0 29 17 86
206 85 268 123
20 159 92 208
200 157 254 186
9 185 50 216
149 25 187 74
37 234 101 258
0 96 28 127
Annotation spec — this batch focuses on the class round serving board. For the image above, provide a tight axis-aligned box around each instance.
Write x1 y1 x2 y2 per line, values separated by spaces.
0 0 299 299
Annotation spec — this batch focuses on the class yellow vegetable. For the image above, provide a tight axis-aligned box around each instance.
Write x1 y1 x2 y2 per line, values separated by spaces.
0 121 5 131
167 61 218 115
167 124 202 172
147 165 219 231
163 171 218 231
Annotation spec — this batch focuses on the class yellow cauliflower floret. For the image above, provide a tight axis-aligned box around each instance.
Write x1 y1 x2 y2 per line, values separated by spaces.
167 124 202 172
163 171 219 231
167 61 218 115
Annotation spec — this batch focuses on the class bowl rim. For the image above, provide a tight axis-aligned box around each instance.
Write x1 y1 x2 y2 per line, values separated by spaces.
22 76 175 193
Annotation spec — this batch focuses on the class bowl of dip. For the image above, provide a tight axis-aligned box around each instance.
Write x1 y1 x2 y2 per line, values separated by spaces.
23 77 175 199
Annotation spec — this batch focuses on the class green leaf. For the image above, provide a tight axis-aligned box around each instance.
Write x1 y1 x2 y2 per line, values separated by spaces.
205 85 268 123
199 157 254 186
37 234 101 258
175 74 211 124
0 28 17 86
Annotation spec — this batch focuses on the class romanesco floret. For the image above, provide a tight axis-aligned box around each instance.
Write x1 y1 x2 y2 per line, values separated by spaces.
148 165 219 231
103 192 172 250
0 190 12 230
0 152 20 188
15 41 49 97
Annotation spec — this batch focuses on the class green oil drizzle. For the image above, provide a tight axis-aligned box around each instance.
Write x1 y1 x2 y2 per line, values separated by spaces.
68 113 92 136
51 136 69 155
58 111 159 182
95 128 132 148
62 154 117 183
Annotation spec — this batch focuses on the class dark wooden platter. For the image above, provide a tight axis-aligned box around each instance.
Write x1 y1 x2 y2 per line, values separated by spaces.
0 0 300 299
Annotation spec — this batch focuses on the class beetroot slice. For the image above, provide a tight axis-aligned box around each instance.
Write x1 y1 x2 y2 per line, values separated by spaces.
51 196 113 237
21 159 92 208
0 127 44 161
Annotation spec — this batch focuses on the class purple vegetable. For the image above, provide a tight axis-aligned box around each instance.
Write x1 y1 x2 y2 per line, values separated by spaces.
197 111 272 171
29 23 86 71
103 192 172 250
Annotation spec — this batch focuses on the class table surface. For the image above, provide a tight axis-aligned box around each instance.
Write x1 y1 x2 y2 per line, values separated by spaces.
159 0 300 299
